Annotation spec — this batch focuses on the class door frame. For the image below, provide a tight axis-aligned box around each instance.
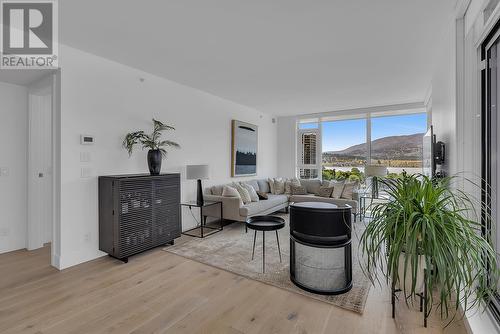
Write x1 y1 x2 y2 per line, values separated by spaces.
27 70 61 268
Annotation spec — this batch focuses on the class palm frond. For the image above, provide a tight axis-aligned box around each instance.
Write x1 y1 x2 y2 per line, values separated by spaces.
122 131 145 156
123 119 180 157
158 140 180 148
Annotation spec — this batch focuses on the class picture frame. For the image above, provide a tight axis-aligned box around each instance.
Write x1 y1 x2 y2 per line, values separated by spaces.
231 120 258 177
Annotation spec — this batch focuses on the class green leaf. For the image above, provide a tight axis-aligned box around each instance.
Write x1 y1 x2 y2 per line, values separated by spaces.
123 120 180 156
360 173 500 322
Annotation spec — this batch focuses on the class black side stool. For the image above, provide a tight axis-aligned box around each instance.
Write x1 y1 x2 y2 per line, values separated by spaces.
246 216 285 273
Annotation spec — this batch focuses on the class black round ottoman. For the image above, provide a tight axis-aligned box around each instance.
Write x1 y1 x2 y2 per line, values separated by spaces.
289 202 352 295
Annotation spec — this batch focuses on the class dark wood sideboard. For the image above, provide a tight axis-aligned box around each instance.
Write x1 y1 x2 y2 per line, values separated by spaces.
98 173 181 262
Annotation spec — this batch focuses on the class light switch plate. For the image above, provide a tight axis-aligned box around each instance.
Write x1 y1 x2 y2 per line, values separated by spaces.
0 167 9 176
81 167 92 178
80 152 91 162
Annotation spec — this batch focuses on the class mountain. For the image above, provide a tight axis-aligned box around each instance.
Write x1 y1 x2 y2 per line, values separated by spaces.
323 133 424 161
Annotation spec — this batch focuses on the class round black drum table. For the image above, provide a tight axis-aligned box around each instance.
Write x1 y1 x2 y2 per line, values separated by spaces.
246 216 285 273
289 202 352 295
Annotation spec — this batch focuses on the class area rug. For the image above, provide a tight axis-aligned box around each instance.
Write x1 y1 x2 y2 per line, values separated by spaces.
163 214 371 314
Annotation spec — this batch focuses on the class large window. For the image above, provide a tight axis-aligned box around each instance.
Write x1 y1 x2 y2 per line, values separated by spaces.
370 114 428 174
483 27 500 320
322 118 367 178
296 112 427 179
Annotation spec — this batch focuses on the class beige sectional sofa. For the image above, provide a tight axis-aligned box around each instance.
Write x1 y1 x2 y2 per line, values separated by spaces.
203 178 359 222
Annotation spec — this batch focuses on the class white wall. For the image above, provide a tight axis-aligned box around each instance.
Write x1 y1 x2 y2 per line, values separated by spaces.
277 116 297 178
0 82 28 253
429 13 457 176
58 45 277 269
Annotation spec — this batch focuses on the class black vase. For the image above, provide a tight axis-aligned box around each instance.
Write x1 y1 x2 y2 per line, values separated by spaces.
147 149 162 175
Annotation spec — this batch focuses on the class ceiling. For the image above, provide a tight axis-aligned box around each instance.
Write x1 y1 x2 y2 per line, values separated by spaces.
0 70 53 86
60 0 456 116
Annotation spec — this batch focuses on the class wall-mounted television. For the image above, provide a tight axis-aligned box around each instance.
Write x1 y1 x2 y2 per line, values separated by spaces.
422 125 446 178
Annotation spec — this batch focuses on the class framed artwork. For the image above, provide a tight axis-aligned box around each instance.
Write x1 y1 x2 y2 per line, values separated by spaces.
231 120 258 177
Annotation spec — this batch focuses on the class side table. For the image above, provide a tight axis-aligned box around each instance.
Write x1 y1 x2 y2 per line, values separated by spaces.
181 201 223 238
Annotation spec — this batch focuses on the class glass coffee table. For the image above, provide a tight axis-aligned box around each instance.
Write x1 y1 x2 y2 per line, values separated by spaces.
359 192 391 220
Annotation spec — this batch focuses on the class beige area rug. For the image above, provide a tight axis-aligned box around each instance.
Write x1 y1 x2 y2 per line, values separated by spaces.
163 214 371 314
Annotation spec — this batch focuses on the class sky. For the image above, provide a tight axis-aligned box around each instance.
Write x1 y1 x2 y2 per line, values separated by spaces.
309 113 427 152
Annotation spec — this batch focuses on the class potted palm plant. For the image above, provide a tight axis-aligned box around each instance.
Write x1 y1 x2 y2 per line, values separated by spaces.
123 119 180 175
360 174 499 323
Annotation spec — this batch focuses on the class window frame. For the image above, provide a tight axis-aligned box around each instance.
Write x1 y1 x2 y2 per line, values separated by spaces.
296 127 321 179
481 20 500 323
295 109 428 180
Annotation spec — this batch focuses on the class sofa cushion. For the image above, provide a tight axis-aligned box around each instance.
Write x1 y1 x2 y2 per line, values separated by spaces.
240 194 288 216
341 181 358 200
233 183 252 204
289 194 316 203
330 180 345 199
284 178 301 195
257 179 270 193
222 185 243 206
256 191 268 200
211 184 225 196
290 184 307 195
268 178 276 194
273 178 285 194
241 182 259 202
316 186 334 198
244 180 260 192
300 179 322 194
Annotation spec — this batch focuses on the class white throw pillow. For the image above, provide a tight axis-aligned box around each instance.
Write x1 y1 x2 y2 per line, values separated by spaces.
330 180 345 199
268 178 276 194
241 182 259 202
222 185 243 206
233 183 252 204
341 181 358 200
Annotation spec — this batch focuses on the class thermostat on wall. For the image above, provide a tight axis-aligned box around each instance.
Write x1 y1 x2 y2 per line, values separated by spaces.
80 135 95 145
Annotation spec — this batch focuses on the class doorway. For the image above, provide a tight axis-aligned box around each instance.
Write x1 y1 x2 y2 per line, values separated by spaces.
27 75 54 251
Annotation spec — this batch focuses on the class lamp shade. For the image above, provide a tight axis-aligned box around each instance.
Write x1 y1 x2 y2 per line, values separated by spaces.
186 164 210 180
364 165 388 177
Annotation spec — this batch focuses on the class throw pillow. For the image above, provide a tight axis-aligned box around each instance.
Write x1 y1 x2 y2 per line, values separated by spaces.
274 178 285 194
285 178 301 195
316 186 334 198
222 185 243 206
256 191 268 200
268 178 276 194
211 185 224 196
330 180 345 199
233 183 252 204
257 179 270 193
341 181 358 200
246 180 260 192
290 184 307 195
241 182 259 202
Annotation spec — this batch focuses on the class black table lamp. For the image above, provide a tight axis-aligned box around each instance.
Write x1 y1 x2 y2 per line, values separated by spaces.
186 165 209 206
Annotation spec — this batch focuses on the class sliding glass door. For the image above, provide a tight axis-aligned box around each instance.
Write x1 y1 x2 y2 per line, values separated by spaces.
483 29 500 318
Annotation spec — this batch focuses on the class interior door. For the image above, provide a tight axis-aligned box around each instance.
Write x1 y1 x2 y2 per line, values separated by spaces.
28 87 53 250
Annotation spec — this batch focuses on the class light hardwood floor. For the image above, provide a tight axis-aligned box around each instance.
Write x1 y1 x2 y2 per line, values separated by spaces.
0 245 467 334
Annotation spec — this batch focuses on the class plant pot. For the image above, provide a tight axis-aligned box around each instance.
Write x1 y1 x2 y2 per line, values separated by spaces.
397 253 426 295
147 149 162 175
